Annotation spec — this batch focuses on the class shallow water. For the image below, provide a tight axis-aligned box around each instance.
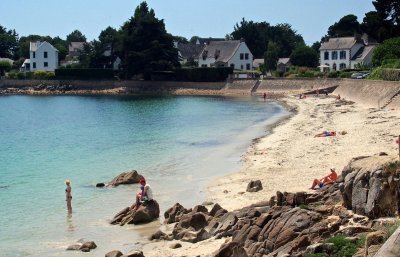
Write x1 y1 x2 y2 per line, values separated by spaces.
0 95 286 257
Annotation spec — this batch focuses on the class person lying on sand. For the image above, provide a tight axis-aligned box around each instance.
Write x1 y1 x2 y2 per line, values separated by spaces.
310 168 337 190
314 131 336 137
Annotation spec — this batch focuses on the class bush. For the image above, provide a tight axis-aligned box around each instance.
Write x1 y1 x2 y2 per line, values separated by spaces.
32 71 55 79
55 68 115 80
324 234 363 257
380 68 400 81
327 71 340 78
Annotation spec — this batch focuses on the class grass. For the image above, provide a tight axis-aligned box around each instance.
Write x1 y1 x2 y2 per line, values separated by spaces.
382 221 400 240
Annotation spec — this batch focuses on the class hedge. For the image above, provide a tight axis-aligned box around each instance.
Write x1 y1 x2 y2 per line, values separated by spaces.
173 67 233 82
381 68 400 81
55 68 114 79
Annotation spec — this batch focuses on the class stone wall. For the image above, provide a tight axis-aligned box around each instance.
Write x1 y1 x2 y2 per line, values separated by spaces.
333 79 400 108
256 78 341 94
0 79 226 91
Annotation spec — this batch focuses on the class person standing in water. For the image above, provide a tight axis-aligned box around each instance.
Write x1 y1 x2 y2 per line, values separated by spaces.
65 180 72 213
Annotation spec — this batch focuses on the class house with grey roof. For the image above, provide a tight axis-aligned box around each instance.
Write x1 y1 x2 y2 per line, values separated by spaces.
68 42 85 58
319 34 378 71
176 43 205 65
21 41 59 71
198 40 253 70
253 58 264 70
277 58 292 72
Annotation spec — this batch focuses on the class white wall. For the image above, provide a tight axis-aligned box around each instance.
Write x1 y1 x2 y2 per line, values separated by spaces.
228 42 253 70
30 42 58 71
198 56 216 67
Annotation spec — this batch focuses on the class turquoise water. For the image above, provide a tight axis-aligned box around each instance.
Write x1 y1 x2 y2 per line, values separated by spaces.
0 95 286 257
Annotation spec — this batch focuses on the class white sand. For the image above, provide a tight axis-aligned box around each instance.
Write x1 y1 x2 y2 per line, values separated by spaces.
143 95 400 256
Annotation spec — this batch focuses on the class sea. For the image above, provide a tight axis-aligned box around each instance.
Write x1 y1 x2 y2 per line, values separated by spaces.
0 94 287 257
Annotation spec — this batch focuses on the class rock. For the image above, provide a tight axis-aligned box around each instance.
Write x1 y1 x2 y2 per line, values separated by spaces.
164 203 190 224
105 250 123 257
96 183 105 187
149 230 168 241
209 203 225 217
202 201 214 206
193 205 208 214
340 156 400 218
213 241 248 257
122 250 145 257
112 200 160 226
108 170 143 187
80 247 90 252
246 180 263 192
304 243 334 255
79 241 97 250
169 242 182 249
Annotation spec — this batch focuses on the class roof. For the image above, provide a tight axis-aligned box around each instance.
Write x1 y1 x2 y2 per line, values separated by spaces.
200 40 241 63
277 58 291 65
320 37 358 50
253 59 264 67
177 43 205 59
352 45 377 61
69 42 85 52
197 37 225 45
30 41 59 52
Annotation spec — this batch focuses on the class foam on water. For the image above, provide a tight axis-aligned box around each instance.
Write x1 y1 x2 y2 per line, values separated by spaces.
0 95 286 257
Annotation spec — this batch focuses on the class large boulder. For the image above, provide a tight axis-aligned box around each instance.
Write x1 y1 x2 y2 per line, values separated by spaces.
111 200 160 225
340 155 400 218
108 170 143 187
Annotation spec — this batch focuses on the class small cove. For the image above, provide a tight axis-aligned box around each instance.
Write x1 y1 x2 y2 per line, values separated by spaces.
0 94 287 257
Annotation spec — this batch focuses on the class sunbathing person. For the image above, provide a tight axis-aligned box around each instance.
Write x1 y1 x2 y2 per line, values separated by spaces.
314 131 336 137
310 168 338 190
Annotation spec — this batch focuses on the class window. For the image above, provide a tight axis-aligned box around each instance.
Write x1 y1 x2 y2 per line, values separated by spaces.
324 51 329 60
339 63 346 70
201 64 207 67
340 51 346 59
240 64 244 70
332 51 338 60
230 64 235 69
44 52 48 58
240 53 244 60
33 62 36 69
44 62 48 67
246 63 251 70
245 53 249 60
33 52 36 58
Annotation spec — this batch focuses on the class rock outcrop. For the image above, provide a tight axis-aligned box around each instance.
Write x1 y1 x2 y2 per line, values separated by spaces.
246 180 263 192
111 200 160 225
340 155 400 218
108 170 144 187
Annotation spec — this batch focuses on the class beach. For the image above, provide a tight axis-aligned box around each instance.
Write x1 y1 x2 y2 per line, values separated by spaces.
143 94 400 256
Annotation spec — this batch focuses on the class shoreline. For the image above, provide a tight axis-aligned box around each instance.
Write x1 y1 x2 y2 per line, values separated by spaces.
143 94 400 256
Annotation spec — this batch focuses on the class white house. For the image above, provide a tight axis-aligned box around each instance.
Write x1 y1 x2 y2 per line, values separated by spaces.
68 42 85 58
21 41 59 71
176 42 205 65
198 40 253 70
319 34 378 71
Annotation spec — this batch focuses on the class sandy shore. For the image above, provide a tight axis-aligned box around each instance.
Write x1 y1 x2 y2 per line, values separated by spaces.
142 94 400 257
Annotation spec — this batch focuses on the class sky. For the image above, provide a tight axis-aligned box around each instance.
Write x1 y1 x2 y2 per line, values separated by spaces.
0 0 375 45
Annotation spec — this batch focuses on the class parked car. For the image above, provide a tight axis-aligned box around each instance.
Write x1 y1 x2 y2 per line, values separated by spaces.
351 72 364 79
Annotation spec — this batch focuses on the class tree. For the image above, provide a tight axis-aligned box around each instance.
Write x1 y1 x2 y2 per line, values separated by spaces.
361 0 400 42
120 2 179 79
51 36 68 60
172 36 188 43
0 60 12 76
290 45 319 67
189 36 200 44
230 19 304 58
372 37 400 66
325 14 361 39
98 26 120 68
0 25 19 59
66 30 86 43
311 41 321 53
264 41 279 71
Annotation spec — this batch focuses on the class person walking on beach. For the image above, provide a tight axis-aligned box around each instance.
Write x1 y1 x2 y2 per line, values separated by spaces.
135 178 153 209
310 168 337 190
65 180 72 213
